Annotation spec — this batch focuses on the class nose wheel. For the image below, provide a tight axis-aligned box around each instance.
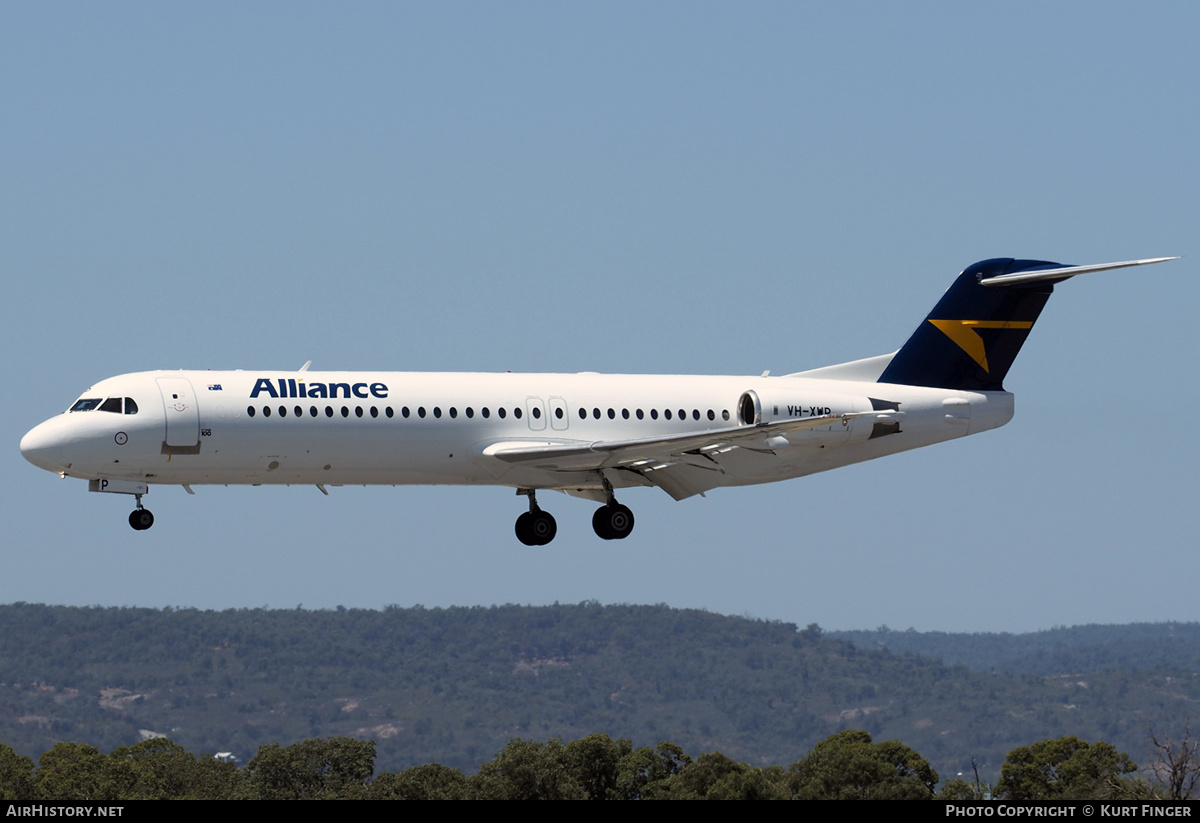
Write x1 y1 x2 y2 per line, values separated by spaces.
514 489 556 546
128 495 154 531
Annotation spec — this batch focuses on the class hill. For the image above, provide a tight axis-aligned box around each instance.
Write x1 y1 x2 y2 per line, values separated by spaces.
0 603 1195 777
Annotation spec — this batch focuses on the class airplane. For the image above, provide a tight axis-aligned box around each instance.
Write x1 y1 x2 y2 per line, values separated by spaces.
20 256 1175 545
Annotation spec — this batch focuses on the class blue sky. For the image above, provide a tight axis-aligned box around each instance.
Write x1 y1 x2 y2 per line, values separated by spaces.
3 2 1196 632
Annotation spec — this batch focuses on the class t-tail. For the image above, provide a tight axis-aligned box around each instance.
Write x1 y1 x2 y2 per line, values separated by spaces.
877 257 1177 392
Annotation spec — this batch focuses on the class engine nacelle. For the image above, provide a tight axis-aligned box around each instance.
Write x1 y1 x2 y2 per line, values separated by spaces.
737 388 874 447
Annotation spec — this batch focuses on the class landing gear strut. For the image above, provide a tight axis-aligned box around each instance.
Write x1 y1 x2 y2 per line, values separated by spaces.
128 494 154 531
592 479 635 540
514 489 556 546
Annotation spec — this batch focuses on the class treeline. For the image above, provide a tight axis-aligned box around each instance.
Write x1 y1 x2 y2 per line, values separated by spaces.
1 602 1197 776
830 623 1200 675
2 730 1193 800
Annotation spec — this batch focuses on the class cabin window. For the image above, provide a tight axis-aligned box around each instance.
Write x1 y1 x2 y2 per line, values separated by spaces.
607 408 615 419
341 406 349 418
636 409 644 419
592 408 601 419
482 407 490 418
621 408 629 419
579 408 587 420
722 409 730 421
355 406 364 418
651 409 658 420
433 407 442 418
294 405 302 417
247 406 256 418
707 409 715 421
554 407 563 419
263 406 272 417
370 406 378 418
310 406 318 417
514 407 522 419
385 407 394 418
664 409 672 420
531 407 540 419
466 407 474 418
418 407 426 418
326 406 334 418
449 407 457 419
402 406 410 418
498 407 506 419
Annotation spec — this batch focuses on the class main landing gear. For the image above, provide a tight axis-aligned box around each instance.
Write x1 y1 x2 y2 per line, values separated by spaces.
592 502 634 540
513 485 636 545
128 494 154 531
592 478 634 540
515 489 557 546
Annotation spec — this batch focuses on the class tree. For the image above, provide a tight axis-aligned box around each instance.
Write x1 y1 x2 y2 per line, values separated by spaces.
1147 722 1200 800
937 758 990 800
939 777 988 801
34 743 119 802
647 751 789 800
993 736 1138 800
0 743 35 800
471 738 587 800
565 733 630 800
107 738 243 800
787 729 938 799
245 737 375 799
613 741 693 800
366 763 471 799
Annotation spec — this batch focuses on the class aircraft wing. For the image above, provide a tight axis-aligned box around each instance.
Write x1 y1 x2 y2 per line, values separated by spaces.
481 412 878 500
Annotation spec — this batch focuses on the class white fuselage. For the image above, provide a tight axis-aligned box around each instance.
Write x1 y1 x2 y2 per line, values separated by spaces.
20 369 1014 497
21 257 1171 539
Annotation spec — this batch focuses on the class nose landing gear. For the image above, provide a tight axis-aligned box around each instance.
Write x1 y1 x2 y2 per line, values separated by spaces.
128 494 154 531
514 489 556 546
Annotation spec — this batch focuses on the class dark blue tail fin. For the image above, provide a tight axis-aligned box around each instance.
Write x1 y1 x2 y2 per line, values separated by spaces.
875 256 1174 391
877 258 1067 391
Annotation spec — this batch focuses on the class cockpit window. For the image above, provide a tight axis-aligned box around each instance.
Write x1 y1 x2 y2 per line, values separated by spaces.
69 398 102 412
99 397 123 413
124 398 138 414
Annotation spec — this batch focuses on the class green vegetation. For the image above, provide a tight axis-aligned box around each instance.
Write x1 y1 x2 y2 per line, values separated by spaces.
830 623 1200 675
0 603 1195 780
2 731 1192 800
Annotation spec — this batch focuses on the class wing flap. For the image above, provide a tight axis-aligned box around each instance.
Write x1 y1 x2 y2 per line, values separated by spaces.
483 412 878 473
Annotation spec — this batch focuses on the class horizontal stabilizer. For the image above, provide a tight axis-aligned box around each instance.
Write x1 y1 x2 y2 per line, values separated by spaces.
980 257 1178 287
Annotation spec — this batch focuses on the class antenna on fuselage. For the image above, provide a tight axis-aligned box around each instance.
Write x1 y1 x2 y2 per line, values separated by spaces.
299 361 311 372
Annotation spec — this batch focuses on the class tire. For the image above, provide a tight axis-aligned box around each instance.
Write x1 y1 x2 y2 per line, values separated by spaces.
129 509 154 531
515 512 537 545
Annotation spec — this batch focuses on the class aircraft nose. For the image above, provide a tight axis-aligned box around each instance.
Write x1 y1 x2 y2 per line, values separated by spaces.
20 420 66 472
